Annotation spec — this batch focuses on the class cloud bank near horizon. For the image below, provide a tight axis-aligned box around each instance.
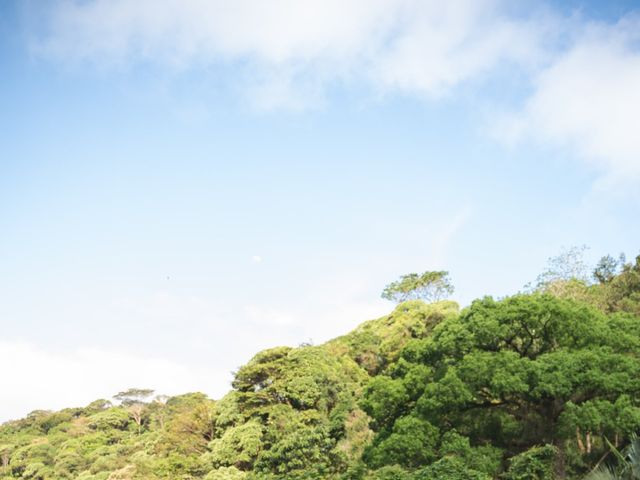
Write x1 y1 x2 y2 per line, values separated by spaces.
0 341 229 422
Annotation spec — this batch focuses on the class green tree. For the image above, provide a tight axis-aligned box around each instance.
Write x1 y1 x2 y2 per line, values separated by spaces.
205 466 248 480
1 255 638 480
155 393 216 455
113 388 154 435
0 444 13 474
532 246 593 302
360 376 408 431
600 255 640 316
364 416 439 469
504 445 558 480
113 388 155 407
208 420 263 470
536 246 591 287
381 271 454 303
364 294 640 477
414 456 490 480
365 465 411 480
594 255 625 284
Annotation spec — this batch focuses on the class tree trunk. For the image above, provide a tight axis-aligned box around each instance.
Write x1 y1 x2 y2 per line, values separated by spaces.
553 438 567 479
576 427 585 453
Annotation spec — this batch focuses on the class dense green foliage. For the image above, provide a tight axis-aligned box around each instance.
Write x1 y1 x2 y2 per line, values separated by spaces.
361 294 640 479
1 253 639 479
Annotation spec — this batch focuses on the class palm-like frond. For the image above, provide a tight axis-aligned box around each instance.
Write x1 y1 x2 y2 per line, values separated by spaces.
585 435 640 480
625 434 640 479
585 465 620 480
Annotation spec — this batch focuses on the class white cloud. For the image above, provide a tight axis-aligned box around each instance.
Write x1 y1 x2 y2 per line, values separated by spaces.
497 16 640 180
30 2 640 179
0 341 229 422
369 2 546 97
35 0 546 105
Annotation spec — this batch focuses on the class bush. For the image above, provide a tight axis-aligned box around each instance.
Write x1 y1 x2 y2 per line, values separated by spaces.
503 445 557 480
414 456 490 480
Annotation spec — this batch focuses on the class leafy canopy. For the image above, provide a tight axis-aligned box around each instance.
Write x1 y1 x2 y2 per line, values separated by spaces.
1 249 639 480
381 271 454 303
363 293 640 478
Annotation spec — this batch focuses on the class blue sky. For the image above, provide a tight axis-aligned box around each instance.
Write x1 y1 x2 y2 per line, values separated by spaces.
1 0 640 420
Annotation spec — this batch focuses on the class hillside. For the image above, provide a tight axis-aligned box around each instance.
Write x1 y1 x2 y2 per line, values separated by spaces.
1 255 639 480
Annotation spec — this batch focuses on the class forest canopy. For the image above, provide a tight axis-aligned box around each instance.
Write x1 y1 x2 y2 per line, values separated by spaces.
1 251 639 480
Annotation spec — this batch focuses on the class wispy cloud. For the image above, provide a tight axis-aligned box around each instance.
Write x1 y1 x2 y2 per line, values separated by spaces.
34 0 548 104
29 1 640 180
494 15 640 182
